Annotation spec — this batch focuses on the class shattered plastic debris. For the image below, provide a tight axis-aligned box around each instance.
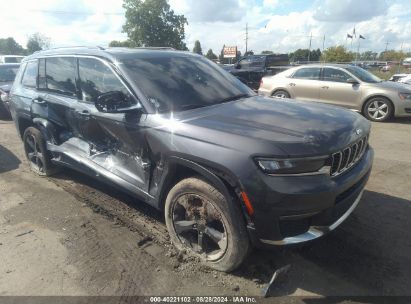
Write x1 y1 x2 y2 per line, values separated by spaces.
262 264 291 297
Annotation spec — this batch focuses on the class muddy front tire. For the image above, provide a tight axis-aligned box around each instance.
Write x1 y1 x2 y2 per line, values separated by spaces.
165 177 250 272
23 127 57 176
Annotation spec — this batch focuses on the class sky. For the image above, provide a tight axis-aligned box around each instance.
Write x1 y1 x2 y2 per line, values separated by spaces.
0 0 411 55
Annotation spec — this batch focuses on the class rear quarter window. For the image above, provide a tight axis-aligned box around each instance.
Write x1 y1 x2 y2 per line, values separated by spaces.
21 60 38 88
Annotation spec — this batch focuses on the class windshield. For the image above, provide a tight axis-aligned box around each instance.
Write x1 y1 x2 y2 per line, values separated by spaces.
346 66 382 83
121 54 253 113
0 66 19 82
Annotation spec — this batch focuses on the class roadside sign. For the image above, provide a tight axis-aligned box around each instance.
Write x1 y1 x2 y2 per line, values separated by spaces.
223 46 237 58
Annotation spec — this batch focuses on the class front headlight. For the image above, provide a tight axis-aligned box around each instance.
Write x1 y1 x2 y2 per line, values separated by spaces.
399 92 411 101
255 157 330 175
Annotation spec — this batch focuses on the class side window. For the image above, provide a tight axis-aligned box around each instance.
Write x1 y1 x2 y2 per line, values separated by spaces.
21 60 38 88
323 68 351 83
46 57 77 97
78 58 131 103
292 67 321 80
238 58 251 69
38 58 46 90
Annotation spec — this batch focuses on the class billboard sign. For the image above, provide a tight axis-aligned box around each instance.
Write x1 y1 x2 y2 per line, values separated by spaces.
223 46 237 58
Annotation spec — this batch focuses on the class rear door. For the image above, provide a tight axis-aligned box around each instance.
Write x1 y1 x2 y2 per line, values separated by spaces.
318 67 362 109
33 57 82 138
287 67 321 101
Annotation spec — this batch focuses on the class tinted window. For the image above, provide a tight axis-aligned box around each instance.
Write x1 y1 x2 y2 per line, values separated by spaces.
21 61 38 88
323 68 351 83
238 58 252 69
5 57 22 63
345 66 381 83
292 67 320 80
121 54 252 113
78 58 131 103
249 56 265 67
38 59 46 89
46 57 77 97
0 65 19 82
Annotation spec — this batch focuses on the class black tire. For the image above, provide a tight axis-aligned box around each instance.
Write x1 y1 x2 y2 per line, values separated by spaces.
363 97 394 122
165 177 250 272
23 127 58 176
272 90 290 99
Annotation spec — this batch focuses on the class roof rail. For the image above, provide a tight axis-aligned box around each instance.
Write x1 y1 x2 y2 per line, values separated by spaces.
42 46 106 51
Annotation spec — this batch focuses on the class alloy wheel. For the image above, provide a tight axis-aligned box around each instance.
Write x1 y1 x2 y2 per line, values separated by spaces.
367 100 389 120
172 193 228 261
25 134 45 174
274 92 287 98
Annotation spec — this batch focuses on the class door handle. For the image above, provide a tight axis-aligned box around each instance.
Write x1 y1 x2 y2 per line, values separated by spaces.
321 86 329 89
288 83 296 86
77 110 91 117
32 97 46 104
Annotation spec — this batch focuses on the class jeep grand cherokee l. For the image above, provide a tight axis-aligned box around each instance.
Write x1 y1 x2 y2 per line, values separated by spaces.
9 47 373 272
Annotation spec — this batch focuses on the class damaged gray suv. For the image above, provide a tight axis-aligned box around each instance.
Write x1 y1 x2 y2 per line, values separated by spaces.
10 47 373 272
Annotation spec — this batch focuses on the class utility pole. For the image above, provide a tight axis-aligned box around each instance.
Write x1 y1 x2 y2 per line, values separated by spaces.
384 41 390 52
308 32 312 62
245 23 248 55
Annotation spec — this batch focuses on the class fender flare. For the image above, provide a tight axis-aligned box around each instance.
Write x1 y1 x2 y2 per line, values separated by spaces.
32 118 58 144
157 156 251 223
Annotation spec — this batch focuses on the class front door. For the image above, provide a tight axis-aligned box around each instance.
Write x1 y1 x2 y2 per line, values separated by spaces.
76 57 151 192
318 67 362 109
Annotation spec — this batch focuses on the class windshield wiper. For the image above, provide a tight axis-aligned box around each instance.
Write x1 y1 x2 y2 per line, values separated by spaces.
177 104 206 111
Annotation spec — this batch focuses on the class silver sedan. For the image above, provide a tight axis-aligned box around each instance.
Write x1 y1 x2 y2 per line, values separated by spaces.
258 64 411 122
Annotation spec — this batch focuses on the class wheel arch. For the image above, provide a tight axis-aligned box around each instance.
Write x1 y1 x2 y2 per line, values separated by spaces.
361 94 395 114
155 156 251 222
271 88 291 98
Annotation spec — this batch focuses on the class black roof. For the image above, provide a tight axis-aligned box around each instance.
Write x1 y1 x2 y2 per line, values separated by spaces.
23 46 194 63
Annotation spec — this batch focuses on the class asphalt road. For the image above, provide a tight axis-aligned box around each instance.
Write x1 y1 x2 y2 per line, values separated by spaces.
0 116 411 301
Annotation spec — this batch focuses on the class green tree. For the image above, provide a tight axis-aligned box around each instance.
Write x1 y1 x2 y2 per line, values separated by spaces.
244 50 254 56
0 37 25 55
379 50 406 61
26 33 51 54
289 48 321 62
193 40 202 55
360 51 378 61
205 49 217 60
109 40 136 47
122 0 188 50
321 46 354 62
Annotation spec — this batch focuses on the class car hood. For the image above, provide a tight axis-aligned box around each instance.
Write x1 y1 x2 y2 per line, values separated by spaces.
0 83 12 93
368 80 411 92
167 96 370 157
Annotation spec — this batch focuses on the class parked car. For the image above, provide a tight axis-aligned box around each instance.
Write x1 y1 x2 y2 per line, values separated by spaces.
0 55 24 63
390 74 411 85
10 47 373 272
259 64 411 122
0 63 20 117
380 64 392 72
228 54 289 90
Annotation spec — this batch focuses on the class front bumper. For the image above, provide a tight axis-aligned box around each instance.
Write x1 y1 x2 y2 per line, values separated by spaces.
394 99 411 117
244 147 373 247
260 190 363 245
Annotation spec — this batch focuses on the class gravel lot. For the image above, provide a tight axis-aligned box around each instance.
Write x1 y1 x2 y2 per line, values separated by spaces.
0 116 411 301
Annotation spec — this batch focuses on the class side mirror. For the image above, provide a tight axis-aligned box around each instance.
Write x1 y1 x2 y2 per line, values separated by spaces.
347 78 359 85
95 91 140 113
235 64 241 69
